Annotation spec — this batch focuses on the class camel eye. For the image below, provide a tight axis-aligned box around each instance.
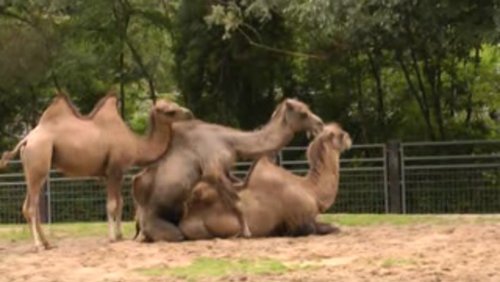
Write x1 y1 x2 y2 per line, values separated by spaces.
299 112 308 119
163 110 176 116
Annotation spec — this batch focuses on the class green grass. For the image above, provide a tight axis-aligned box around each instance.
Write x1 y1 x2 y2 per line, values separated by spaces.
1 214 499 242
320 213 500 226
0 222 135 242
136 257 289 280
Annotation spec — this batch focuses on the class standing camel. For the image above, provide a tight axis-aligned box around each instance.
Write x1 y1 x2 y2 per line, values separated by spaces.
133 98 324 242
0 92 193 250
179 123 352 239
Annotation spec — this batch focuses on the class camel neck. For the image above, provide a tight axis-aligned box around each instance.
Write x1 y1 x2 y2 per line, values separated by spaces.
305 145 341 212
135 118 172 166
229 117 294 159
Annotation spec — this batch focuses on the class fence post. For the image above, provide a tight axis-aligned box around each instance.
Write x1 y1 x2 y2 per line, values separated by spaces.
386 140 402 213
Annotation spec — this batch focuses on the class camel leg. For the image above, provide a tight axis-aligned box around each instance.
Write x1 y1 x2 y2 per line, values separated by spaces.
131 169 154 241
212 174 251 238
133 206 147 241
227 172 244 188
105 173 124 241
141 210 184 242
23 170 50 250
21 144 51 250
314 221 341 235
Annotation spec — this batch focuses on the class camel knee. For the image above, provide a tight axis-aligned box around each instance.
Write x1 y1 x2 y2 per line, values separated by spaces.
23 205 36 222
106 196 122 218
106 199 118 215
24 195 40 217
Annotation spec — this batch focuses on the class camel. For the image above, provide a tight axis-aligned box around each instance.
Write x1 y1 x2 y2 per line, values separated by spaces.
0 92 193 250
179 123 352 239
132 98 324 242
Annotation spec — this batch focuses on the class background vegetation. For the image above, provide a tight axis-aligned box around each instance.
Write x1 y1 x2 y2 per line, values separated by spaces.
0 0 499 149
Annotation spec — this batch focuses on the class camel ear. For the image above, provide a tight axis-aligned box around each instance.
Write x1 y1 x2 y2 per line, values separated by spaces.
341 132 353 151
284 99 296 111
106 89 118 97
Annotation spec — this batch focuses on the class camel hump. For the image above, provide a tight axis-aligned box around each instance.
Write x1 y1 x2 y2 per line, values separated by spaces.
88 93 122 123
38 93 83 123
243 157 275 185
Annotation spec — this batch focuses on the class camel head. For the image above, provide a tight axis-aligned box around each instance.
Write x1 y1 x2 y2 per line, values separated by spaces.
273 98 324 137
187 181 219 206
318 123 352 153
152 100 194 124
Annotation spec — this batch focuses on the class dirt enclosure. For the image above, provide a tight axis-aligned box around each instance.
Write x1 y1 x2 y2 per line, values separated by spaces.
1 215 500 282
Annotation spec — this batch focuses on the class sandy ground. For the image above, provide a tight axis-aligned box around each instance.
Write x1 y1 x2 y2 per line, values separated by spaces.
1 222 500 282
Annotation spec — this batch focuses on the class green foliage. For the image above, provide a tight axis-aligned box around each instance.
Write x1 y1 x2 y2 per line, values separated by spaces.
204 0 500 142
0 0 178 147
173 0 293 128
0 0 498 147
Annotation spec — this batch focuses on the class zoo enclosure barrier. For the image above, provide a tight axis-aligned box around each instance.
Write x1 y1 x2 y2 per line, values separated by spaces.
0 140 498 223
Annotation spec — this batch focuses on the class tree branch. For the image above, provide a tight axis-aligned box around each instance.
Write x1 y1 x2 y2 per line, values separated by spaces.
237 27 327 60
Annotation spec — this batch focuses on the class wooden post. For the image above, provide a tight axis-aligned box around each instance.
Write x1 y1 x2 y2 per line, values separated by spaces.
386 140 402 213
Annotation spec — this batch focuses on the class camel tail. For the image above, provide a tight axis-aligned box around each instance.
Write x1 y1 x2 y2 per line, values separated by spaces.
0 137 28 169
133 220 141 240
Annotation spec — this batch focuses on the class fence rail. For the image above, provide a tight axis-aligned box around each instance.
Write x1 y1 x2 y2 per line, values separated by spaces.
0 140 499 223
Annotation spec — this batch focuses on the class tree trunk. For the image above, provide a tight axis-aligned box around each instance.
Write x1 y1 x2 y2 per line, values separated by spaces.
421 52 445 139
114 0 130 118
396 53 436 140
465 47 480 125
353 58 369 143
125 38 157 103
119 51 126 118
367 51 386 137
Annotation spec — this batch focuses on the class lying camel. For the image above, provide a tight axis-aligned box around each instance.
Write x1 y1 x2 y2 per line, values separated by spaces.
0 92 193 250
179 123 351 239
133 98 324 242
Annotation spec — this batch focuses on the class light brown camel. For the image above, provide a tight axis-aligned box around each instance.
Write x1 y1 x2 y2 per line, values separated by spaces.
132 98 324 242
179 123 351 239
0 92 193 250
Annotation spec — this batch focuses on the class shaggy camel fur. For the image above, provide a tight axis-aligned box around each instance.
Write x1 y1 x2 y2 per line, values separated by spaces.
0 93 193 250
133 99 324 242
179 123 351 239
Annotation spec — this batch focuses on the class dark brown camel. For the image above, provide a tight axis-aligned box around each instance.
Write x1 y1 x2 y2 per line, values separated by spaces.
132 98 324 242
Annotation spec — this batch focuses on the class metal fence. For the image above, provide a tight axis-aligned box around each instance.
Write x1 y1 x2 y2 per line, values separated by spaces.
0 140 498 223
401 140 500 213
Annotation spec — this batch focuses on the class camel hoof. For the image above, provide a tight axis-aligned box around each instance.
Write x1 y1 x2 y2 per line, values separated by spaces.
32 244 52 252
242 226 252 238
316 223 341 235
109 234 123 243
